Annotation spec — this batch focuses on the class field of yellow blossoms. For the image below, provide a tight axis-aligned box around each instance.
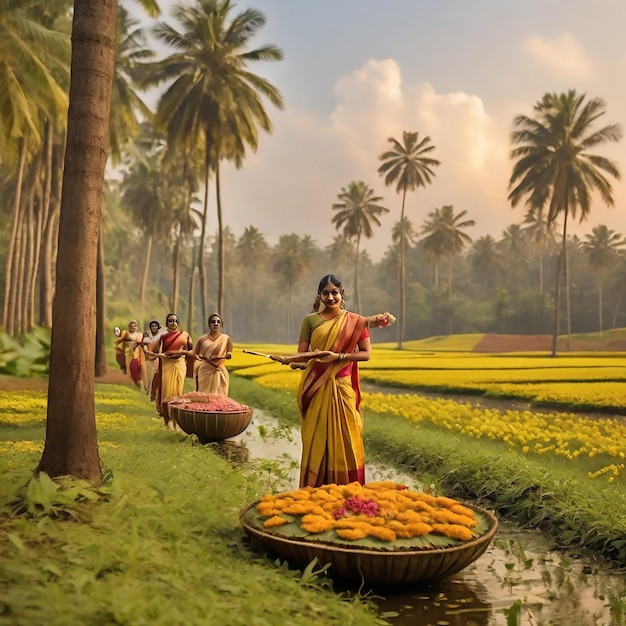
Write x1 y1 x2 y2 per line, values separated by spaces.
234 346 626 483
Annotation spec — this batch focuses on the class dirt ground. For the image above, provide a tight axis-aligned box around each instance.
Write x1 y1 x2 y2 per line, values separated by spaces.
0 370 129 392
473 333 626 352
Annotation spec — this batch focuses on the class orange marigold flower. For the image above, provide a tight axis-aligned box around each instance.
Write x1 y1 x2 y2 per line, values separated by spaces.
396 510 423 523
334 519 364 530
386 520 412 538
431 509 477 527
283 502 316 515
434 495 459 509
336 527 368 540
300 514 334 533
263 515 288 528
411 500 435 514
366 481 403 490
431 523 474 542
403 491 436 503
366 525 397 542
256 502 281 517
405 522 434 537
450 503 476 519
310 489 335 501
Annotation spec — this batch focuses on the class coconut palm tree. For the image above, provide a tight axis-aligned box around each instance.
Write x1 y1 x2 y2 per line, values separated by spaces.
236 226 268 339
331 181 389 313
378 131 440 348
522 204 558 294
581 224 625 334
470 235 504 294
421 205 474 297
142 0 284 322
273 234 316 341
508 90 622 355
109 5 154 166
498 223 530 292
0 0 70 335
325 235 356 281
38 0 118 484
391 216 418 252
38 0 161 482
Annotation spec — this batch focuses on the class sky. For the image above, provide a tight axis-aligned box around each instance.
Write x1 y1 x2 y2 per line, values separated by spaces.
131 0 626 260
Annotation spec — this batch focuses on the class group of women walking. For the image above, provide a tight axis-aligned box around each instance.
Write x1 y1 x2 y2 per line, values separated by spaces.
113 273 394 489
114 312 233 429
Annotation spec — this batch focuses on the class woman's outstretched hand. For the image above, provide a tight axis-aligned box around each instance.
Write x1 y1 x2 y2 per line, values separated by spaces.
367 312 397 328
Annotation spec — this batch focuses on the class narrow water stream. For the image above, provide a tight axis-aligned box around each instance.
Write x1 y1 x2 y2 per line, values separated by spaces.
215 411 626 625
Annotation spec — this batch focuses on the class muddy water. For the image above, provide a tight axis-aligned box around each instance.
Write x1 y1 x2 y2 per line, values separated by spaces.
215 412 626 625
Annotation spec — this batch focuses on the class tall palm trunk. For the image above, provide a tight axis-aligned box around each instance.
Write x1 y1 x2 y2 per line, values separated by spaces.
198 136 213 326
551 242 564 357
612 294 621 329
216 160 224 315
171 224 182 312
95 229 108 377
198 167 209 324
23 195 36 333
187 247 197 337
139 234 153 324
398 189 407 349
562 211 572 351
2 134 28 335
447 260 453 335
597 277 603 335
37 124 54 326
38 0 117 483
354 232 361 313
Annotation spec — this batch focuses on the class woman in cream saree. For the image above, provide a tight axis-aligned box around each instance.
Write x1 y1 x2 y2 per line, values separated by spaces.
192 314 233 394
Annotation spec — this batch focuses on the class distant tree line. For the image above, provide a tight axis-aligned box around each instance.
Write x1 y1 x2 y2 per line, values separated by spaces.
0 0 624 355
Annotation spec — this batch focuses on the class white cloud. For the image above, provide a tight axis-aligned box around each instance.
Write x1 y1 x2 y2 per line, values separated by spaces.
221 55 626 261
523 33 593 78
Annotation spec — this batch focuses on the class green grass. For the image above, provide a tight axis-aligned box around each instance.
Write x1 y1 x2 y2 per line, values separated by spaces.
0 385 382 626
2 336 626 624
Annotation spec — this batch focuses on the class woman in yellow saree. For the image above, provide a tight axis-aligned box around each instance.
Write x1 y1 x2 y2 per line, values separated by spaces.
191 313 233 394
279 275 372 488
149 313 193 427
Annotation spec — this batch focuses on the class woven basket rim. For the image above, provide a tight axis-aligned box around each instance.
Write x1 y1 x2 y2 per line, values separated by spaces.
174 406 252 415
240 500 498 557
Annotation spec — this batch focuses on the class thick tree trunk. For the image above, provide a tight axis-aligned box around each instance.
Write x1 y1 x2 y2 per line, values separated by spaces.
38 0 117 483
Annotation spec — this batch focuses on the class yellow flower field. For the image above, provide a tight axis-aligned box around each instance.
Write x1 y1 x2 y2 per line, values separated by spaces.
236 344 626 481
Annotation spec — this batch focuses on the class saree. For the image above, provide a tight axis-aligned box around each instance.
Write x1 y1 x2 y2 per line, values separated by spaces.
152 330 193 418
297 310 368 488
118 330 144 387
195 333 231 395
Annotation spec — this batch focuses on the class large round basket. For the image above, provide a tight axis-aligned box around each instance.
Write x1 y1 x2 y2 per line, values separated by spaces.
169 405 253 443
240 501 498 587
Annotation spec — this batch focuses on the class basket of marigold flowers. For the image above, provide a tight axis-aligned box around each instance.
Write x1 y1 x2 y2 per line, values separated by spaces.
167 392 253 442
239 481 498 586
